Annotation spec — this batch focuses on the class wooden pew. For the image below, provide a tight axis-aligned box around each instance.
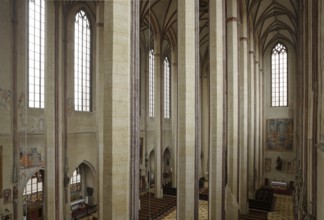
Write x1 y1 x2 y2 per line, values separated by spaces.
139 193 176 220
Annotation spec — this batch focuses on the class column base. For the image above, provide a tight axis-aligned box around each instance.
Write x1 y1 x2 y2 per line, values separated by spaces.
225 185 239 220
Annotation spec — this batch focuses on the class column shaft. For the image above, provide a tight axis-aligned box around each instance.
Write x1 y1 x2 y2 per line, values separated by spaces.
177 0 197 218
96 2 104 219
226 0 239 218
171 50 178 188
103 0 131 218
254 51 260 188
248 37 255 199
45 2 63 219
239 26 249 214
209 0 225 219
154 42 162 198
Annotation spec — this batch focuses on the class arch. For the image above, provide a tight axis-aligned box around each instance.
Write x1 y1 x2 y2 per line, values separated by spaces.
162 146 172 156
66 2 96 30
141 5 161 39
264 38 294 56
163 56 171 119
270 42 288 107
20 168 45 192
148 149 155 184
22 169 45 219
68 161 97 203
162 147 172 185
74 9 92 112
68 160 96 179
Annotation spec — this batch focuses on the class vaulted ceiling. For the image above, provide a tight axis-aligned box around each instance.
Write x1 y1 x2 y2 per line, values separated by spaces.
247 0 299 52
140 0 177 56
140 0 299 63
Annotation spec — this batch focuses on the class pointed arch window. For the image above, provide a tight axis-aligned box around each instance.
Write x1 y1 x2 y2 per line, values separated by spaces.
163 57 170 119
28 0 45 108
70 167 81 201
149 50 155 117
23 171 43 204
74 10 91 112
271 43 288 107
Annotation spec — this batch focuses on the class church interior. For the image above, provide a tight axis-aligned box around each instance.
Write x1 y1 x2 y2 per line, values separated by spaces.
0 0 324 219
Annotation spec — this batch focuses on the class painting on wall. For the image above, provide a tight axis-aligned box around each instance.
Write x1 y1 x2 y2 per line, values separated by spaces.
266 119 293 151
19 147 44 168
265 158 272 172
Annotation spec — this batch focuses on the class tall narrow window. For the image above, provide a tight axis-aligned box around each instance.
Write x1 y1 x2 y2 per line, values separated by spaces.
28 0 45 108
74 10 91 112
70 167 82 201
271 43 288 107
149 50 154 117
164 57 170 119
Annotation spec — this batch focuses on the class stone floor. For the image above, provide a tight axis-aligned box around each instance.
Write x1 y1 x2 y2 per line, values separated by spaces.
161 200 208 220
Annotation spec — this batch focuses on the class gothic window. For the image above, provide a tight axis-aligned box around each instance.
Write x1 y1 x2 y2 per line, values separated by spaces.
23 171 43 204
28 0 45 108
70 167 82 201
163 57 170 119
149 50 155 117
271 43 288 107
74 10 91 112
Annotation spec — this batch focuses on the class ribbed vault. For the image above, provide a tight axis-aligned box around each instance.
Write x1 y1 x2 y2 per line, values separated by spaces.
247 0 299 52
140 0 177 54
140 0 210 72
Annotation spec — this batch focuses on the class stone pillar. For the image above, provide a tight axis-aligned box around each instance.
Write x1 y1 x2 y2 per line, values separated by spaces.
177 0 198 218
259 60 264 187
254 47 260 189
154 39 162 198
8 0 18 219
45 1 63 220
239 14 249 214
129 0 140 218
225 0 239 218
171 49 178 188
95 1 104 219
103 0 131 218
209 0 225 219
201 72 209 180
248 34 255 199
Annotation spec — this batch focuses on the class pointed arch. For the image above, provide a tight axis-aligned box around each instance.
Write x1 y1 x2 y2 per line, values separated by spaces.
149 49 155 117
74 9 92 112
163 57 171 119
271 42 288 107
